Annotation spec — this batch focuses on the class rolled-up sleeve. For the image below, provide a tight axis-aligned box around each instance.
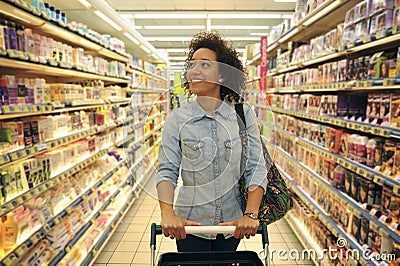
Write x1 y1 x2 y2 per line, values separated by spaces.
157 111 181 188
244 104 268 192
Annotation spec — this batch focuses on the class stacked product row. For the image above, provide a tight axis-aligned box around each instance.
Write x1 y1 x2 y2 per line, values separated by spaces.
0 75 127 108
28 0 126 54
0 16 127 77
271 92 400 128
268 131 400 263
272 47 400 88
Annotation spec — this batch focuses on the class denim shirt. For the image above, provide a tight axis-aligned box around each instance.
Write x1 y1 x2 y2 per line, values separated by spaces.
156 99 268 239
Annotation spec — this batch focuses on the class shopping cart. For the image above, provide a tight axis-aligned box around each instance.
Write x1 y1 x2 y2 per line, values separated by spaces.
150 223 269 265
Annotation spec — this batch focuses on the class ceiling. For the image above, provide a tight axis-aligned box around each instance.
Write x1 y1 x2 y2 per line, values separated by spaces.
47 0 296 73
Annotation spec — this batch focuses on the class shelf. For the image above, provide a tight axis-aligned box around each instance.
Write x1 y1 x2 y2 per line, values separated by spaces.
0 101 130 121
0 1 128 63
269 107 397 139
273 162 376 266
48 170 133 265
0 120 121 169
126 67 167 81
0 159 127 265
128 88 169 94
266 0 360 57
284 211 329 266
268 138 400 245
270 126 400 193
0 57 129 84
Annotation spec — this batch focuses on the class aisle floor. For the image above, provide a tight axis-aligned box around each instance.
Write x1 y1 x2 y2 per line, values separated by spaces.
94 180 314 266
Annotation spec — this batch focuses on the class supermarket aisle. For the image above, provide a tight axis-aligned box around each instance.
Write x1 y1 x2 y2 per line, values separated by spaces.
94 176 314 266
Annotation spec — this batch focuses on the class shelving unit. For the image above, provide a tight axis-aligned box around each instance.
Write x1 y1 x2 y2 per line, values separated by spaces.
0 0 168 264
245 0 400 264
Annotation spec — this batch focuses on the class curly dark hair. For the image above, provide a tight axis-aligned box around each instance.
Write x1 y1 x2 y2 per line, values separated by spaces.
183 31 246 103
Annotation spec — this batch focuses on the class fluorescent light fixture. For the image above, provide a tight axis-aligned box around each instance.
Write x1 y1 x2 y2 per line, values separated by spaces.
78 0 91 8
159 48 189 53
282 14 294 19
134 26 143 30
169 56 187 61
208 13 282 19
94 10 122 31
228 37 262 41
274 0 297 2
145 37 192 41
140 44 151 53
143 25 206 30
120 14 134 19
169 62 185 66
134 13 207 19
211 25 270 30
250 32 269 36
123 32 140 45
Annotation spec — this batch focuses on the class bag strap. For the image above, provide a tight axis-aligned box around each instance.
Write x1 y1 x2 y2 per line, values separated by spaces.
235 103 247 179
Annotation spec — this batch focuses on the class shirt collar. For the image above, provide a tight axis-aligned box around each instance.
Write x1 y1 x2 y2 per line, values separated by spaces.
191 99 236 121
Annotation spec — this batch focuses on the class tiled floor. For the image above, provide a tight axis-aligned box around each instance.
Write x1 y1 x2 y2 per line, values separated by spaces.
94 178 315 266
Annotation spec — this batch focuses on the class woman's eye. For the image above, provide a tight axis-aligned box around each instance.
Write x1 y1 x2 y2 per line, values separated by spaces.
201 62 210 68
188 62 196 69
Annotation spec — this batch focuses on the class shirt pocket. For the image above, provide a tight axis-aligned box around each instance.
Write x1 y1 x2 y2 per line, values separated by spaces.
224 137 242 163
181 139 209 171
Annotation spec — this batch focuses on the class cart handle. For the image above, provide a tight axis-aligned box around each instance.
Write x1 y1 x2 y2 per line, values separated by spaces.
150 223 268 249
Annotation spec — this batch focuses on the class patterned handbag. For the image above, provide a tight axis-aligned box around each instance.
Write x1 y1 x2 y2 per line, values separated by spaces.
235 103 291 225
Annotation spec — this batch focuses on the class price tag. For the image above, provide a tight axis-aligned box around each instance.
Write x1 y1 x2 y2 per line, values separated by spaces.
393 185 400 196
15 245 28 257
374 175 385 186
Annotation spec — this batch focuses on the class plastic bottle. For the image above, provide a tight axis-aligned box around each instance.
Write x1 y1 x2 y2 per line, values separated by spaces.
0 19 6 50
24 28 35 55
3 20 10 50
1 214 18 254
46 37 53 59
332 165 345 188
348 134 359 160
356 135 369 164
55 9 61 22
49 6 56 21
366 138 377 167
8 22 17 51
33 33 41 56
61 12 67 24
16 25 26 52
40 35 47 57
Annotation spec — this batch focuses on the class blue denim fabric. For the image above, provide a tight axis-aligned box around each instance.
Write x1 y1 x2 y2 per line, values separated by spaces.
157 100 268 239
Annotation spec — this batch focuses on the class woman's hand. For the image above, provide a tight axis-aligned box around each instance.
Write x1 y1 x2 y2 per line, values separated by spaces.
161 212 202 240
219 215 259 239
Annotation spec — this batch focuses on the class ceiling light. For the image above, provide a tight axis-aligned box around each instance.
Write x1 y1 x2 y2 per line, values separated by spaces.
169 56 187 61
140 44 151 53
208 13 282 19
250 32 269 36
228 37 263 41
78 0 91 8
282 14 294 19
145 37 192 42
143 25 206 30
94 10 122 31
211 25 270 30
274 0 297 2
123 32 140 45
134 26 143 30
159 48 189 53
134 13 207 19
120 14 134 19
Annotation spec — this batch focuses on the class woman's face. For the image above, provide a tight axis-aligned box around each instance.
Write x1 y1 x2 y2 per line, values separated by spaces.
186 48 221 99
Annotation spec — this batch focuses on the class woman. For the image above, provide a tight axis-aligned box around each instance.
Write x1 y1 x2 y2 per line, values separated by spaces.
156 31 268 252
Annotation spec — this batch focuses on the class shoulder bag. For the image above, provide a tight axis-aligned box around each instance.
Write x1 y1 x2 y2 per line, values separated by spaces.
235 103 291 225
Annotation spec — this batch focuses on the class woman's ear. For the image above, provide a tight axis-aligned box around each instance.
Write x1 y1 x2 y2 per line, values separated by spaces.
218 76 224 83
